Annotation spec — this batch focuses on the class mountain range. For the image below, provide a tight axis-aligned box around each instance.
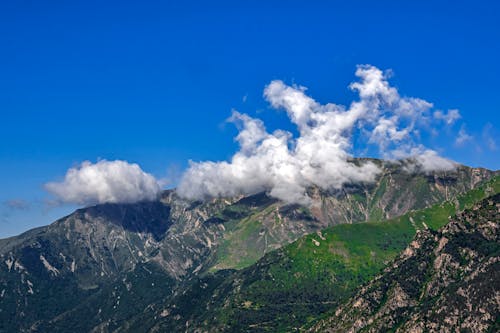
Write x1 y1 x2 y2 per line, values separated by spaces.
0 159 499 332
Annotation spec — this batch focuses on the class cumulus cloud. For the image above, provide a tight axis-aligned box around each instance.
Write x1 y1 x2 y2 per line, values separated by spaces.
45 160 161 205
178 65 457 204
407 148 457 173
433 109 461 125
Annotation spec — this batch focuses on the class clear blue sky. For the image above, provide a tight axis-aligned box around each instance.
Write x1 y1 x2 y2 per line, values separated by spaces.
1 0 499 237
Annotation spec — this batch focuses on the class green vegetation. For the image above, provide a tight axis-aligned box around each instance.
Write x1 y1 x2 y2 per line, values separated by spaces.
213 217 266 270
223 219 415 331
210 170 500 274
406 175 500 230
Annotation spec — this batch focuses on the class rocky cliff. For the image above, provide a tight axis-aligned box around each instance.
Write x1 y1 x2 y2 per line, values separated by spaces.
311 194 500 333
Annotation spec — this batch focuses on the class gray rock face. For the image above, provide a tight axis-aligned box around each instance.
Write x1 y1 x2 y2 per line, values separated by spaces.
311 194 500 333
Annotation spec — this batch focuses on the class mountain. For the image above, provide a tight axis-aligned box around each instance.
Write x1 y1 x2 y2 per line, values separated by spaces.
0 161 497 332
310 193 500 332
128 175 499 332
0 202 176 332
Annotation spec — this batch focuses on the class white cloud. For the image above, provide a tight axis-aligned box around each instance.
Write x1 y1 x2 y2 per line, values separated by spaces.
455 125 473 146
405 148 457 173
178 65 457 204
45 160 161 205
433 109 461 125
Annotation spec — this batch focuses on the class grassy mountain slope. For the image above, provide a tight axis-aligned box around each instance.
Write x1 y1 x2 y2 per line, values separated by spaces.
207 163 496 271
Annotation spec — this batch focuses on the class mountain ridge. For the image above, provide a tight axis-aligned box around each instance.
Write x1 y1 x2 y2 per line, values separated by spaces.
0 161 498 332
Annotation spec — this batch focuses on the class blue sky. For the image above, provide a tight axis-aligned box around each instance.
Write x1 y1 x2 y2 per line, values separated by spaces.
1 0 499 237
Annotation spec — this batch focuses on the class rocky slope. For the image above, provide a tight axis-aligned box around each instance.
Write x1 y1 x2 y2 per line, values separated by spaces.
310 194 500 333
0 161 496 332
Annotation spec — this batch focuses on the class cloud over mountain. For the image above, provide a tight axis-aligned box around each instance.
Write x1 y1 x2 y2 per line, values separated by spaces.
178 65 457 203
45 160 161 205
